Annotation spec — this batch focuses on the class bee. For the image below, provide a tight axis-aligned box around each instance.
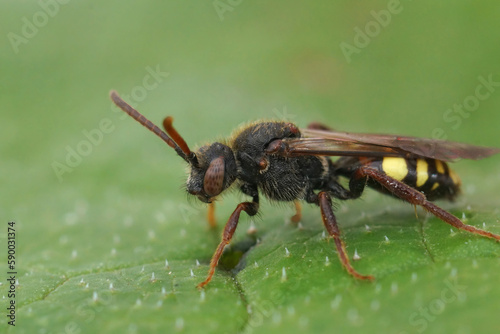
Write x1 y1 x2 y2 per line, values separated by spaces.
110 90 500 288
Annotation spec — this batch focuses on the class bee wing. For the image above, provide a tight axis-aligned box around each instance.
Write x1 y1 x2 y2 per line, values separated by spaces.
280 129 500 161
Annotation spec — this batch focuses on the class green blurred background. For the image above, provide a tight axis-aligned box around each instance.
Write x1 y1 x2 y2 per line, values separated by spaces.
1 1 499 333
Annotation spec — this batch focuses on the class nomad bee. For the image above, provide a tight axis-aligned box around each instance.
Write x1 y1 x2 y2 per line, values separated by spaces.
110 91 500 288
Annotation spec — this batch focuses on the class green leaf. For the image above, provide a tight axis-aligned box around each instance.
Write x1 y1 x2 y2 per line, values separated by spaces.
235 206 500 334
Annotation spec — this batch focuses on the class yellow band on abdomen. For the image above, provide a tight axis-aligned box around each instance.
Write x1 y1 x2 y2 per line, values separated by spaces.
382 157 408 181
416 159 429 187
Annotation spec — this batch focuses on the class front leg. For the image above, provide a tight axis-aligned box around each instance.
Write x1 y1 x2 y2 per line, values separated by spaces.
197 193 259 288
207 202 216 228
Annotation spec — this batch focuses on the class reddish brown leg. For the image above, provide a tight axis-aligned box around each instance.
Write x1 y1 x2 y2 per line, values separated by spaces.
207 202 216 228
358 166 500 241
291 201 302 224
318 191 374 280
197 201 259 289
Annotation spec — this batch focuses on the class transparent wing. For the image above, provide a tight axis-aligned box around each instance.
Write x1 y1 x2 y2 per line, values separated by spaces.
280 128 500 161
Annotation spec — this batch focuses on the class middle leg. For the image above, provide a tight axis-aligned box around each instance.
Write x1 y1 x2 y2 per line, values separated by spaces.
317 191 374 280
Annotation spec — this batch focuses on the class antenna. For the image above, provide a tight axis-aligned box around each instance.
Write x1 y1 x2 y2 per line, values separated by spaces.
109 90 194 163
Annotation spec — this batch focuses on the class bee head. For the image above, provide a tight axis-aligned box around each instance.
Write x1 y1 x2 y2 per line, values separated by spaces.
186 142 237 203
110 91 237 204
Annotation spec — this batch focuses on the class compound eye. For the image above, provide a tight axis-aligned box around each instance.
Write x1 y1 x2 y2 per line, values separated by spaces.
203 157 225 197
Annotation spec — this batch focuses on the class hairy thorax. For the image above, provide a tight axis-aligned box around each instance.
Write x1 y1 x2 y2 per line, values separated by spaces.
231 121 329 201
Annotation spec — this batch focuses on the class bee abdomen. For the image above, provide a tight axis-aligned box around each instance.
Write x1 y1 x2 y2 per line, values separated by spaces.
366 157 461 201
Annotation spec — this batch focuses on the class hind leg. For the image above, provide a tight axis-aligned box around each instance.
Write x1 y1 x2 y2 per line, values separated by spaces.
354 166 500 241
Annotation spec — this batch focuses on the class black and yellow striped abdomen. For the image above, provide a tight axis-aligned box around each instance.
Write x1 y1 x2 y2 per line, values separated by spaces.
336 156 461 201
367 157 461 201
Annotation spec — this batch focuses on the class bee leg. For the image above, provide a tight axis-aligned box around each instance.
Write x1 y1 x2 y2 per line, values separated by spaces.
197 200 259 289
207 202 217 228
356 166 500 241
290 201 302 224
327 179 363 200
317 191 375 280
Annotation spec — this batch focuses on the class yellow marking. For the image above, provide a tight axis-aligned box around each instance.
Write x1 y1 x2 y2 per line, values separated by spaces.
436 160 445 174
416 159 429 187
431 182 439 191
382 157 408 181
449 168 461 186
